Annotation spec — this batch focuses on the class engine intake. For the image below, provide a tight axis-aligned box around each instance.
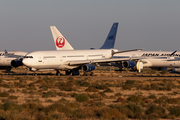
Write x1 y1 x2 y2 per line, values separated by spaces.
11 59 23 67
122 61 136 68
82 64 95 72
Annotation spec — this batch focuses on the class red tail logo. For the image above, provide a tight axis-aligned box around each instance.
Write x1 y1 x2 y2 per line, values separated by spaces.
56 37 65 48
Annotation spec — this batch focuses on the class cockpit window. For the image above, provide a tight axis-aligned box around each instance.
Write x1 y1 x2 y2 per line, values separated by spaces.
24 56 33 58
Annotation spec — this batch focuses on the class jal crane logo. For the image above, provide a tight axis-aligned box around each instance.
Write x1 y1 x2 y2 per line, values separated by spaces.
56 36 65 48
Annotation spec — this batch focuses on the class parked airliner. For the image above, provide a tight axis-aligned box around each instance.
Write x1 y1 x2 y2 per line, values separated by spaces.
23 26 141 75
0 50 27 71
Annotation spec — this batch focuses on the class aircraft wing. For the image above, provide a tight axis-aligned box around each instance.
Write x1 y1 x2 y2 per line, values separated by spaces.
68 58 135 66
166 57 180 61
4 50 24 58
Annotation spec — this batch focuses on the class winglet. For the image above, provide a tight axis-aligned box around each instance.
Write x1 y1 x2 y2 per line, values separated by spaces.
50 26 74 50
170 50 177 56
5 49 8 55
100 23 118 49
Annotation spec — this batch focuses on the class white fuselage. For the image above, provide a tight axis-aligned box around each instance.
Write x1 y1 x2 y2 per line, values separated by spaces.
114 51 180 68
22 49 115 70
0 51 27 66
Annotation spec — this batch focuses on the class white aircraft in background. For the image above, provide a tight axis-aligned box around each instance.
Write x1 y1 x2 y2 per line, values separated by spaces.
112 50 180 72
0 50 27 71
50 23 180 73
22 26 141 75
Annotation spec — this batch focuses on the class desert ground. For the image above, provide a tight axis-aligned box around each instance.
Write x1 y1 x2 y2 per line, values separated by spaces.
0 67 180 119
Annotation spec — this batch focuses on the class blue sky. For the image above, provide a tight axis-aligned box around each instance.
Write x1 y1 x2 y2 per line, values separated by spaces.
0 0 180 52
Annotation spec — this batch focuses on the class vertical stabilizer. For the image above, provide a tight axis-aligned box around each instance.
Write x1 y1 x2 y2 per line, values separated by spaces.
50 26 74 50
100 23 118 49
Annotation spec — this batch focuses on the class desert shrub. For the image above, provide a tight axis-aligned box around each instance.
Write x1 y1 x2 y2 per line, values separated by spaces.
71 93 79 98
85 87 99 92
39 85 49 91
169 106 180 117
125 80 135 85
66 102 78 109
60 87 76 91
58 98 68 103
122 85 132 90
0 92 9 97
36 79 44 83
109 104 134 118
67 76 74 80
8 95 18 100
45 99 53 102
116 97 126 103
28 83 35 87
27 87 37 91
148 94 157 99
99 92 108 98
22 103 43 111
45 103 70 113
127 95 142 103
145 104 166 118
1 102 22 111
97 108 123 119
0 79 3 83
0 83 10 88
89 94 101 99
103 88 114 93
57 92 66 97
50 112 66 119
167 98 180 104
42 90 57 98
154 96 168 104
115 93 123 97
76 94 89 102
94 102 105 108
150 83 161 90
77 80 91 87
94 84 108 90
127 104 143 115
22 89 28 93
8 88 15 93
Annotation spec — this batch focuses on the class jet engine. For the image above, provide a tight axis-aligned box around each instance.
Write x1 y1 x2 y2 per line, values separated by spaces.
134 61 143 72
82 64 95 72
11 59 23 67
122 61 136 68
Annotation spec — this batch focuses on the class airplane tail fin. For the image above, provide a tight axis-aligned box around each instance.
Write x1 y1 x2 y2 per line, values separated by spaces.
100 22 118 49
50 26 74 50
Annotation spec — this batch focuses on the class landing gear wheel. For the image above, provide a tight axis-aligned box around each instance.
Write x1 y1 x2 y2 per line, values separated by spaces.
83 72 87 76
65 70 72 75
72 69 79 76
90 72 94 76
56 70 60 76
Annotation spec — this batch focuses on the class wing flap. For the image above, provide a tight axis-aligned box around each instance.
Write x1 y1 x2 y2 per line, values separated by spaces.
68 58 133 66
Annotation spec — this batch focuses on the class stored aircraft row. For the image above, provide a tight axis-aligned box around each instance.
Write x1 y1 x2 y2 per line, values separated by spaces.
1 22 180 75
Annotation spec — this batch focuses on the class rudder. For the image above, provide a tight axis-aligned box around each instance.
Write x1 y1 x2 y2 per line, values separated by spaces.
100 23 118 49
50 26 74 50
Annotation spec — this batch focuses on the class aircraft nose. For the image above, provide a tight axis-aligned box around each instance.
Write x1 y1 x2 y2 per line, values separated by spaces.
22 59 30 66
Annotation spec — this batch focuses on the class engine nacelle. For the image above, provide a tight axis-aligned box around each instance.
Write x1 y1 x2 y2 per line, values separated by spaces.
82 64 95 72
134 61 143 72
122 61 136 68
11 59 23 67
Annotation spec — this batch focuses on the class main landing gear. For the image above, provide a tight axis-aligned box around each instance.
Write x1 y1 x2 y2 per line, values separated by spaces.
56 70 61 76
